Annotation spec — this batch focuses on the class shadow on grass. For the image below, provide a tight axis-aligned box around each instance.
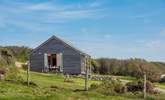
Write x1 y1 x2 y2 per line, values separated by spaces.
22 81 38 87
5 80 38 87
73 89 86 92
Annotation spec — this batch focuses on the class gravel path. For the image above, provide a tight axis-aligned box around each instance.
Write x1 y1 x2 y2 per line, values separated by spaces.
154 88 165 93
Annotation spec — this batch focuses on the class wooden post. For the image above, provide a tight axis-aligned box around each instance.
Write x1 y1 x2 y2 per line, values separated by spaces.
89 57 91 76
139 63 147 99
144 73 147 99
85 57 88 91
27 62 30 86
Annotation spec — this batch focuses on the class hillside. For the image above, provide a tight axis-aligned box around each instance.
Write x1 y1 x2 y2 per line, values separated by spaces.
92 58 165 82
151 62 165 72
0 46 32 63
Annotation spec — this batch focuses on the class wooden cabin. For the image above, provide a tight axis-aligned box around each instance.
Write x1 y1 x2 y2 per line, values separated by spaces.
30 35 91 75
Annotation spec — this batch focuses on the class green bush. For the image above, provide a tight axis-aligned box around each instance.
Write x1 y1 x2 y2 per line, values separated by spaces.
90 80 126 95
0 47 25 84
90 83 99 90
5 66 24 83
126 80 155 94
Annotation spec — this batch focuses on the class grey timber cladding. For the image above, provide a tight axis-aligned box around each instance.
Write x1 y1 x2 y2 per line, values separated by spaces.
30 36 89 74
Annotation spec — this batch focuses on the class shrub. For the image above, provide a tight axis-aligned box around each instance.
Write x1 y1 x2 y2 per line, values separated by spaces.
90 80 126 95
90 83 99 90
126 80 155 94
5 66 24 83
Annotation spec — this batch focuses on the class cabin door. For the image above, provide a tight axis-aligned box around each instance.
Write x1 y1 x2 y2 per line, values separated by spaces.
56 53 63 72
44 53 49 72
57 53 63 72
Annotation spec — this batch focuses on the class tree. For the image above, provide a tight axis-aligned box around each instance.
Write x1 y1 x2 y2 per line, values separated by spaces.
91 59 99 73
97 58 109 74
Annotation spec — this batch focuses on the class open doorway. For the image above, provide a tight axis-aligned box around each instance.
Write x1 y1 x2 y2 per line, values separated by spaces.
50 54 57 67
46 53 63 72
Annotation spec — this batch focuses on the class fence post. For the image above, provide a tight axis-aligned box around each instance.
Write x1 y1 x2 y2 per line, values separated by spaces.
144 73 147 99
27 62 30 86
85 56 88 91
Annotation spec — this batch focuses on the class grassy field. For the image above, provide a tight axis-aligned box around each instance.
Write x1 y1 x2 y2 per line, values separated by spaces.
0 70 164 100
155 83 165 89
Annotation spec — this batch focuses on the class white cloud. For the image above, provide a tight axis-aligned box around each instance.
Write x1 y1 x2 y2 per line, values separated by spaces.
136 39 165 52
0 0 107 32
26 3 53 11
46 8 104 21
24 1 104 14
146 40 165 49
1 1 106 25
25 2 73 12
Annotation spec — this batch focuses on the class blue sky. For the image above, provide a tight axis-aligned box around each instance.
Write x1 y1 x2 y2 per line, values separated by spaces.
0 0 165 61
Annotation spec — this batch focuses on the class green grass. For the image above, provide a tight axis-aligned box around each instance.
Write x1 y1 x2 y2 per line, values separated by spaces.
20 71 101 90
0 70 164 100
117 76 137 81
154 83 165 89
